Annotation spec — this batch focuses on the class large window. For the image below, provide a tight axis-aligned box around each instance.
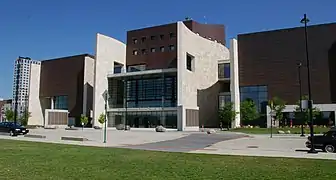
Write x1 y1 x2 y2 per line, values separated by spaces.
108 76 177 108
127 76 177 108
240 85 268 113
54 95 68 110
107 111 177 129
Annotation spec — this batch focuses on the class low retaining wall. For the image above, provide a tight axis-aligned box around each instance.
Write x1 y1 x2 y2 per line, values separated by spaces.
24 134 46 139
61 136 89 142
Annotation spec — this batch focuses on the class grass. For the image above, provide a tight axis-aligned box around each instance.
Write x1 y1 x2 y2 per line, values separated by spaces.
230 127 331 134
0 139 336 180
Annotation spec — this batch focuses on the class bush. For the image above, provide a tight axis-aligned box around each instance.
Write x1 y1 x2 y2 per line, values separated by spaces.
98 113 106 124
80 115 88 126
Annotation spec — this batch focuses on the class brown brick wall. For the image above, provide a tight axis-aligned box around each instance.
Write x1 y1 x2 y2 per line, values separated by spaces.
39 54 90 118
238 23 336 104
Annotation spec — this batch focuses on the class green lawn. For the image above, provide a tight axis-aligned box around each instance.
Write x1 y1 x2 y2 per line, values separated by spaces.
230 127 331 134
0 140 336 180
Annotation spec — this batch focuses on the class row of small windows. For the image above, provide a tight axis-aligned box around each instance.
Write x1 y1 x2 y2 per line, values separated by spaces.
132 33 176 44
17 60 40 65
132 45 175 55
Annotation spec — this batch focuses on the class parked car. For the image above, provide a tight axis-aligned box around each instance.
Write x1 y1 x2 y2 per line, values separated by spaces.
306 127 336 153
0 122 29 136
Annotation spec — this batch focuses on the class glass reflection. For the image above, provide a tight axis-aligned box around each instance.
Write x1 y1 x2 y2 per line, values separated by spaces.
240 85 268 113
107 111 177 129
108 76 177 108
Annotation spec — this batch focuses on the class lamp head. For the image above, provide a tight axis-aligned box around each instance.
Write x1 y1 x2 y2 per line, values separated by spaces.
300 14 310 24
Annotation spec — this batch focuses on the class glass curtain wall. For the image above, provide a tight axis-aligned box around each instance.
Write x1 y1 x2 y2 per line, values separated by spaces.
107 74 178 128
240 85 268 114
107 75 177 108
107 111 177 128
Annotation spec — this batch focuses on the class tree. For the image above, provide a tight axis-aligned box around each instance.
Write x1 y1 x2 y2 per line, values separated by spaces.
19 109 31 126
218 102 239 130
240 99 259 124
268 96 286 121
80 114 88 126
4 109 14 121
293 95 321 124
98 113 106 125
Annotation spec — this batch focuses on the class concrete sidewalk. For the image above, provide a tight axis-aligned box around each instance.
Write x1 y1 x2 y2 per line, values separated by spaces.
0 128 189 147
190 135 336 160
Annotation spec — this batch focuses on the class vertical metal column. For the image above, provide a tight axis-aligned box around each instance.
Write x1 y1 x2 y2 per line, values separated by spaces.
161 73 165 126
124 79 128 129
103 91 107 143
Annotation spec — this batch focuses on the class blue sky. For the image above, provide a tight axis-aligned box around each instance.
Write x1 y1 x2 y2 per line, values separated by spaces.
0 0 335 99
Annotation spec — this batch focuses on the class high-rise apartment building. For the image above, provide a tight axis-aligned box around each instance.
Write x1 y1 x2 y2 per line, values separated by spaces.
12 56 41 117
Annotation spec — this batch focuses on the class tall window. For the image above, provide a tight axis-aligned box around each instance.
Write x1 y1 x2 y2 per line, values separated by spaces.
219 94 231 108
54 95 68 110
240 85 268 113
218 63 230 79
186 53 194 71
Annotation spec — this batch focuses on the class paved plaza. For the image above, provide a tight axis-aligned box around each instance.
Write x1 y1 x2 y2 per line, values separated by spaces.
0 128 335 160
192 134 336 160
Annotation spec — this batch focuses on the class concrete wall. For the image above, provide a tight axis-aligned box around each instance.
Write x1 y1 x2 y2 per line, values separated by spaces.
230 39 241 128
83 56 95 118
93 33 126 126
28 63 43 126
177 21 230 131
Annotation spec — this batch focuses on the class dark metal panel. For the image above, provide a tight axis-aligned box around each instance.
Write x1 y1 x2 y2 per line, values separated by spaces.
39 55 87 118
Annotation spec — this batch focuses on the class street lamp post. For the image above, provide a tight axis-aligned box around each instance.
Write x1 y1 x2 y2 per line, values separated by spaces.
297 63 305 137
103 91 107 143
301 14 317 154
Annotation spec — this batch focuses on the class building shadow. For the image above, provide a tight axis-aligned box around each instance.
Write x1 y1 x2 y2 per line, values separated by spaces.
197 82 222 128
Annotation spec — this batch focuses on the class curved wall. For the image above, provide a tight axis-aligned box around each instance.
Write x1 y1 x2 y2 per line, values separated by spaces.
177 22 229 130
93 33 126 126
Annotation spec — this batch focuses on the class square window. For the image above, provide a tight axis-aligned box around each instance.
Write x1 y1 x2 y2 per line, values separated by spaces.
160 46 165 52
133 38 138 44
141 49 147 55
132 50 138 55
169 45 175 51
151 36 156 40
160 34 164 40
151 48 156 52
169 33 175 38
141 37 146 42
186 53 194 71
